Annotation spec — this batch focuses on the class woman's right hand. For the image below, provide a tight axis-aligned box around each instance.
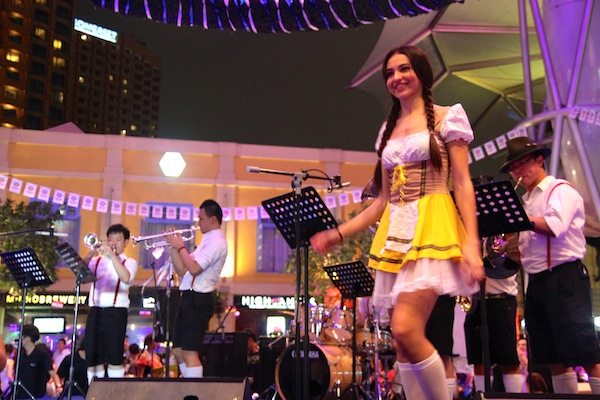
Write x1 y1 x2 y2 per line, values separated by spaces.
310 228 342 254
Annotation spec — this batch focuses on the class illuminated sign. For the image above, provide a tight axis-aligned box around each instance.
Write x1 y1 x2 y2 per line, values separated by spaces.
235 295 295 310
3 293 88 306
74 19 118 43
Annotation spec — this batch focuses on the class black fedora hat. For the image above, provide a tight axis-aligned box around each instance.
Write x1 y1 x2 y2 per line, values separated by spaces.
499 136 551 173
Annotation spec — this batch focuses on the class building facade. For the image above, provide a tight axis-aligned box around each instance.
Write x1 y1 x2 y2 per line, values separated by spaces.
1 0 160 136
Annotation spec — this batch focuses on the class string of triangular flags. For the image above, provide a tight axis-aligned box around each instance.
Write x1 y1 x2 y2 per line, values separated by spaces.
468 106 600 164
0 174 365 222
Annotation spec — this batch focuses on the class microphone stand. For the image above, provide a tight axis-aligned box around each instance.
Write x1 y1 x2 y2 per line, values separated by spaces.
248 166 348 400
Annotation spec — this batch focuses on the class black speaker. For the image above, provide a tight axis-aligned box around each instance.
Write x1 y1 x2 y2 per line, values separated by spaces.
86 377 251 400
202 332 248 378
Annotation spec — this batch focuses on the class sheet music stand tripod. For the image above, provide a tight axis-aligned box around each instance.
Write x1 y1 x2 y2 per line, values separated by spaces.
0 248 53 400
262 185 338 400
54 243 96 400
473 180 532 392
324 261 374 400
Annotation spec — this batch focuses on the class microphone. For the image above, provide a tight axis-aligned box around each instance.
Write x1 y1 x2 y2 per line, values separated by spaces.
246 166 262 173
328 176 351 192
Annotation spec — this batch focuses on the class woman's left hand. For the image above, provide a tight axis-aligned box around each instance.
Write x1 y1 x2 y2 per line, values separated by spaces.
461 243 485 284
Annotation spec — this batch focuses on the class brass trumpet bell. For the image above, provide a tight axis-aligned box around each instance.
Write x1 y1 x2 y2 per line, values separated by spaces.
84 233 100 249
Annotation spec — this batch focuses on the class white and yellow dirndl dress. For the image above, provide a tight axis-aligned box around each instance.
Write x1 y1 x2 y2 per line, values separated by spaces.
368 104 479 310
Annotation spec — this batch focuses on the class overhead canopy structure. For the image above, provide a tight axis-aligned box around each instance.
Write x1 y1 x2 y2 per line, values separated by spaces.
89 0 460 32
350 1 545 178
351 0 600 236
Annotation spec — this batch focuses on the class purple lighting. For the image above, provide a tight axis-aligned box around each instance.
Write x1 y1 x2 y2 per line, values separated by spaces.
90 0 460 32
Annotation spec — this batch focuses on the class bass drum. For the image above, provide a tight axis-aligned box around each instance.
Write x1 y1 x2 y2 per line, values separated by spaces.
275 342 360 400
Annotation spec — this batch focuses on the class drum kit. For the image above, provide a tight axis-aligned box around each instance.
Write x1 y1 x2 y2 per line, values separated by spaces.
272 304 399 400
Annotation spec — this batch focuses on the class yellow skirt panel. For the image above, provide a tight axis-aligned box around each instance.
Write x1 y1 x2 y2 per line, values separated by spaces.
369 193 466 273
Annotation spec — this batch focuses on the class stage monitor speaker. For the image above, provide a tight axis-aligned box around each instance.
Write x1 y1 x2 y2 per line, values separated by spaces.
477 392 596 399
86 377 251 400
202 331 248 378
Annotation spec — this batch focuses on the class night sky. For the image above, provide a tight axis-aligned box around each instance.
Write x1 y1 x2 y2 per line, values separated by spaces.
76 0 388 151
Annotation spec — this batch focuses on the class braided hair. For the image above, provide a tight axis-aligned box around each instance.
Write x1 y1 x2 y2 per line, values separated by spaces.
373 46 442 192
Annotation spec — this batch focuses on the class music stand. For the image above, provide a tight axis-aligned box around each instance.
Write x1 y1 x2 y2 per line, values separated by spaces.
262 185 337 400
1 248 53 400
473 180 532 392
324 261 374 399
54 243 95 400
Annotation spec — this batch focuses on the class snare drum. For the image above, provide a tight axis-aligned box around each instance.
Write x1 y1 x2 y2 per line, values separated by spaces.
355 328 393 354
275 342 361 400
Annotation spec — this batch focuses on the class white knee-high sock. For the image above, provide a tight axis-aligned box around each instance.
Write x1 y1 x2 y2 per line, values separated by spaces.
87 365 104 384
106 365 125 378
473 375 489 392
446 377 456 400
502 373 525 393
185 366 203 378
178 362 187 377
392 361 404 395
411 351 447 400
589 376 600 394
551 372 578 394
398 362 425 400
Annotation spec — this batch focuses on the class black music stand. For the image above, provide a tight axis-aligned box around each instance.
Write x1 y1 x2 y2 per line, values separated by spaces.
324 261 374 400
1 248 53 400
262 186 337 400
473 180 532 392
54 243 96 400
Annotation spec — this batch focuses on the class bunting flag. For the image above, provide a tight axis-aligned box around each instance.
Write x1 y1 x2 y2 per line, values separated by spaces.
8 177 369 222
5 107 594 220
89 0 460 32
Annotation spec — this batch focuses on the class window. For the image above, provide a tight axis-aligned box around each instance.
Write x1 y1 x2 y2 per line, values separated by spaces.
6 69 20 81
34 9 49 24
25 115 42 129
32 44 47 57
2 107 17 118
52 90 64 103
9 13 24 25
29 79 44 94
31 62 46 76
8 31 22 44
6 50 20 63
4 86 18 100
49 106 63 121
28 97 43 112
52 56 66 67
53 39 63 50
34 27 47 40
51 72 66 87
138 202 195 269
256 218 291 273
55 22 69 36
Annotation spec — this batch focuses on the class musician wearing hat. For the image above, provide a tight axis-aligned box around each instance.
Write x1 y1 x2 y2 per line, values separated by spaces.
501 136 600 394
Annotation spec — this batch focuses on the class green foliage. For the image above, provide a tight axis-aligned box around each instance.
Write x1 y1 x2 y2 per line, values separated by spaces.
0 199 62 292
285 210 373 301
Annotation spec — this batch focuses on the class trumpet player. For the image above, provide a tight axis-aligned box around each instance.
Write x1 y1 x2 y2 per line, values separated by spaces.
500 136 600 394
82 223 138 383
164 199 228 378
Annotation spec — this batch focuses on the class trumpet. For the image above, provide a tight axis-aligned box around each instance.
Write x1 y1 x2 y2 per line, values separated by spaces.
131 227 199 250
83 233 101 249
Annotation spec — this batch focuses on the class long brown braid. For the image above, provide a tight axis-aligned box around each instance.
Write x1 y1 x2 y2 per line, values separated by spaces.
373 46 442 193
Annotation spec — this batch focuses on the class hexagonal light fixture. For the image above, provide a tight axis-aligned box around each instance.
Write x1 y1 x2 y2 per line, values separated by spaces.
159 151 187 177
